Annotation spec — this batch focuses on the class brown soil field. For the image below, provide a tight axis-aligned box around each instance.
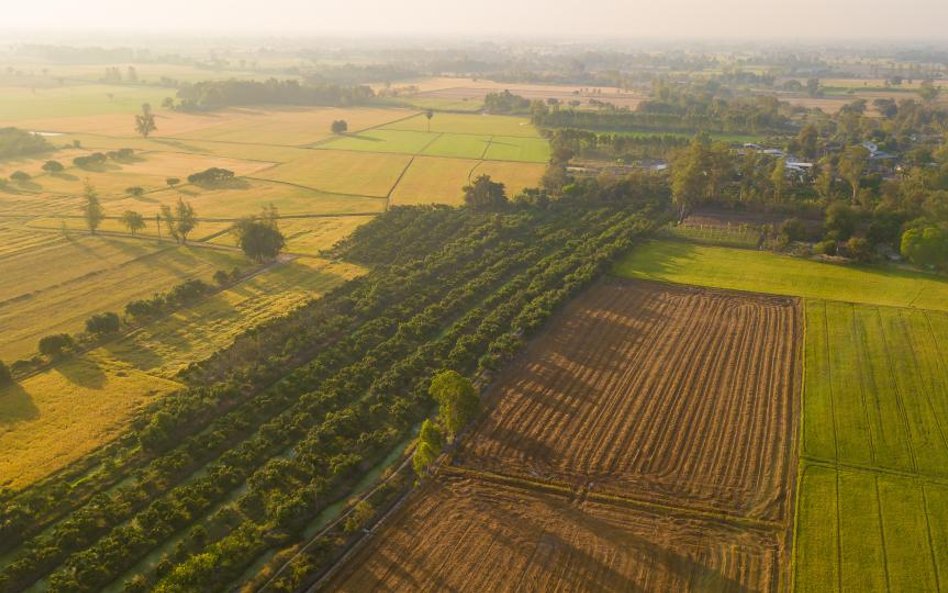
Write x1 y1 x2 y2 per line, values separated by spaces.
457 279 802 522
329 476 783 593
325 279 802 593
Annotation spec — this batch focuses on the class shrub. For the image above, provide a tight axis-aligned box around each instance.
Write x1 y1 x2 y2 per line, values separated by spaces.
187 167 234 185
213 270 230 286
780 217 806 242
38 333 74 358
86 312 121 336
814 239 837 256
41 160 64 173
845 237 873 262
10 170 31 182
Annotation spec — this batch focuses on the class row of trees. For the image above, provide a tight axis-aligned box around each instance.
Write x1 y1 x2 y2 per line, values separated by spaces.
173 79 374 111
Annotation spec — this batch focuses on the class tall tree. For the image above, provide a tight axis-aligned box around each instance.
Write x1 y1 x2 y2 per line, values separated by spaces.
135 103 157 138
462 174 507 210
232 208 285 261
428 370 479 440
670 133 710 222
770 158 787 203
425 109 434 132
160 204 178 243
174 198 197 243
121 210 146 234
81 181 104 234
838 145 869 205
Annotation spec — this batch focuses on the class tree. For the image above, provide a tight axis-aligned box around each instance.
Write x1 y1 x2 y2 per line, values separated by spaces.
187 168 233 186
125 186 144 198
85 312 121 335
670 133 710 222
845 237 873 263
901 226 948 270
330 119 348 134
38 334 74 358
10 170 30 182
824 202 857 241
462 174 507 210
160 204 178 242
412 441 438 478
425 109 434 132
166 177 180 189
838 145 869 205
232 215 285 262
42 160 64 174
81 181 104 234
429 370 479 440
174 198 197 243
917 80 941 103
134 103 157 138
796 124 819 160
161 97 175 110
770 158 786 203
121 210 146 234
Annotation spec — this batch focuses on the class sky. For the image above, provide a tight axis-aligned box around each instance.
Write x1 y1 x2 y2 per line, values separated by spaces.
5 0 948 41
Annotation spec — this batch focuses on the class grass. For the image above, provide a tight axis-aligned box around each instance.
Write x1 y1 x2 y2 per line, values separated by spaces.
0 354 181 489
317 129 438 155
252 150 411 197
0 235 246 361
101 257 364 377
173 106 412 146
106 179 386 219
421 134 493 159
381 112 542 137
483 136 551 163
0 83 173 122
613 240 948 312
389 156 546 206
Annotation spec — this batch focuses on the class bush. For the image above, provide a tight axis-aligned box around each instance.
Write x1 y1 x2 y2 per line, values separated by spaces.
814 239 838 256
901 225 948 270
10 170 31 182
187 167 234 185
41 160 64 173
0 360 12 385
845 237 873 262
38 333 74 358
780 217 806 242
213 270 230 286
86 312 121 335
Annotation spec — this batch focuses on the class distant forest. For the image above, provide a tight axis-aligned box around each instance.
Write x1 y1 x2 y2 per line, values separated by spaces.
174 79 375 110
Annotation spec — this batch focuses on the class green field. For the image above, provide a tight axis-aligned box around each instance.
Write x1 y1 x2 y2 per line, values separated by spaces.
794 301 948 593
614 240 948 311
381 112 541 137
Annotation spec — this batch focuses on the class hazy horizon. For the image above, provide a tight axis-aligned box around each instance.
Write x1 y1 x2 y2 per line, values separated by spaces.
6 0 948 42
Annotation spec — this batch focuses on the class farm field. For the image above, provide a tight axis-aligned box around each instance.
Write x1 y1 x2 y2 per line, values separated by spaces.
794 300 948 593
0 355 181 490
0 233 246 361
614 240 948 312
328 278 803 592
329 475 783 593
389 156 547 206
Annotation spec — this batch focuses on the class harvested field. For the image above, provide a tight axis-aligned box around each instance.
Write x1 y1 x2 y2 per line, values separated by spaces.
329 476 783 593
327 279 802 593
457 279 802 522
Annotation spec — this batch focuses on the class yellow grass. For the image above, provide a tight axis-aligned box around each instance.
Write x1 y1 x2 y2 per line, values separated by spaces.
25 216 235 241
390 156 546 206
0 355 181 489
252 150 411 197
0 235 246 361
101 257 364 377
107 179 386 218
175 106 414 146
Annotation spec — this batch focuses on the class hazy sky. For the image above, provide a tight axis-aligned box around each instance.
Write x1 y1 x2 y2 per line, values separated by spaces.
6 0 947 40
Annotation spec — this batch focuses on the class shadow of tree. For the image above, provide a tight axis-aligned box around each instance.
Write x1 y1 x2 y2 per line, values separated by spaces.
0 382 40 425
55 358 108 389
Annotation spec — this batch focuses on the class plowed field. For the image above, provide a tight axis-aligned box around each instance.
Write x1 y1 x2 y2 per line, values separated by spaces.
326 279 803 593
